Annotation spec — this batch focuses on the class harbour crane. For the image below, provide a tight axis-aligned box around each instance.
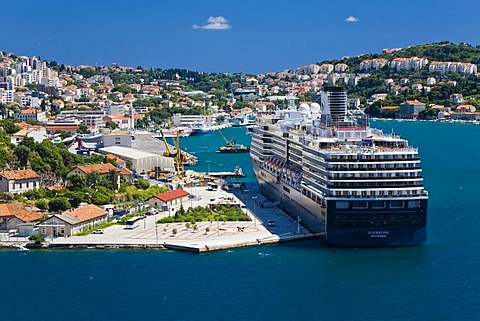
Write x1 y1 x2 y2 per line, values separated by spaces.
159 129 174 157
218 129 236 147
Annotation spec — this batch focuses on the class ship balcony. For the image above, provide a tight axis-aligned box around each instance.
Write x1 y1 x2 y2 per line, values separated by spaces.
327 182 425 189
326 190 428 198
327 165 423 171
328 175 423 181
327 156 421 162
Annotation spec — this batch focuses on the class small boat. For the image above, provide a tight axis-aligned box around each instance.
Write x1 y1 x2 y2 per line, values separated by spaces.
216 144 250 153
15 245 30 252
209 166 246 178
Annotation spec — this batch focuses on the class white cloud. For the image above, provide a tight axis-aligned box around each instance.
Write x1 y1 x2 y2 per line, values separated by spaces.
193 16 231 30
345 16 359 22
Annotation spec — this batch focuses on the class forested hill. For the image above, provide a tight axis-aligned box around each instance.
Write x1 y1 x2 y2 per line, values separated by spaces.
320 41 480 71
387 42 480 63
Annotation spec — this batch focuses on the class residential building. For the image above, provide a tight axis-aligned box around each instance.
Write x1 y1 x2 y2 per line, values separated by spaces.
359 58 388 71
104 103 125 115
426 77 436 86
391 57 428 72
15 108 47 123
429 61 477 74
148 189 190 210
67 163 121 190
37 204 108 237
0 169 41 194
334 63 348 72
10 127 47 145
450 94 464 106
399 100 426 119
455 104 476 113
319 64 334 73
171 113 213 127
297 64 320 75
0 202 42 231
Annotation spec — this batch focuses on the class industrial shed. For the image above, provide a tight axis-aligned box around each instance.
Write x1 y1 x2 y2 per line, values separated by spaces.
98 146 175 175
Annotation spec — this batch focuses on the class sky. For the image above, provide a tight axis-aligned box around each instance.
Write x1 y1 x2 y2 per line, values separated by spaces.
1 0 479 75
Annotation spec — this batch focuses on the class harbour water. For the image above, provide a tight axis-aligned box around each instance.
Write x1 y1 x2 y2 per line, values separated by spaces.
2 121 480 320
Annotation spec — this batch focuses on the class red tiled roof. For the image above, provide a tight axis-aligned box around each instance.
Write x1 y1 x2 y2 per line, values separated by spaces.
381 106 399 110
76 163 120 174
405 100 424 105
0 169 40 180
154 189 189 202
105 154 125 164
120 167 132 175
63 204 107 222
0 203 42 222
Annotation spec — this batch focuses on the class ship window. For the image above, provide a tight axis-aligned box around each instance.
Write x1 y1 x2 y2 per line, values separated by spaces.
352 201 368 209
390 201 404 209
372 201 386 209
408 200 420 208
335 201 349 209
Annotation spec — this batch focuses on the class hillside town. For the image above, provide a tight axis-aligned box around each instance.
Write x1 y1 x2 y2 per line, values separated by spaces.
0 41 480 245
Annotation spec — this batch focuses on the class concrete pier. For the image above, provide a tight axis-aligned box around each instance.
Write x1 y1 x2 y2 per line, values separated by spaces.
9 186 318 252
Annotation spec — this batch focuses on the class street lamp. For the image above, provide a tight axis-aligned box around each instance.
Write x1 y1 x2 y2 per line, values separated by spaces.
252 196 257 227
154 211 159 246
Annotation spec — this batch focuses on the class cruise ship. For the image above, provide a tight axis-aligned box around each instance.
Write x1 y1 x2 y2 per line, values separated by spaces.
250 87 428 246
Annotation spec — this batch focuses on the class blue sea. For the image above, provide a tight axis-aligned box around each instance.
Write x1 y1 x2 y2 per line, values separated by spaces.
2 122 480 320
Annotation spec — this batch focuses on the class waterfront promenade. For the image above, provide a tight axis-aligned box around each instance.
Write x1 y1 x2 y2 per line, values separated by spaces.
3 186 316 252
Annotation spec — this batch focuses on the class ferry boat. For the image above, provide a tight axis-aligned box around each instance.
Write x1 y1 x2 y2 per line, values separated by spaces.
189 122 212 135
250 87 428 246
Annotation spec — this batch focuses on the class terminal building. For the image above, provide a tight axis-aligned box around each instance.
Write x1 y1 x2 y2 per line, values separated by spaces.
98 146 175 175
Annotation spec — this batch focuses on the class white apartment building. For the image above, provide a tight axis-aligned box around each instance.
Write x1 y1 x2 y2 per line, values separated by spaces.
359 58 388 71
429 61 478 74
0 89 14 104
319 64 334 73
171 113 213 126
390 57 428 72
15 108 47 123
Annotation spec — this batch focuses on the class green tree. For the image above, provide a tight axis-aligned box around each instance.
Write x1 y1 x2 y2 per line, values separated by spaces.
28 234 45 244
35 199 49 212
105 120 117 130
0 149 11 169
85 171 100 188
77 124 89 134
67 174 87 190
135 178 150 190
48 197 72 212
14 145 31 167
19 137 36 150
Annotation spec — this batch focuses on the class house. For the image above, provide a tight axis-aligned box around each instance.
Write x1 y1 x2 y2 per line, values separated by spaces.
0 202 43 231
148 189 190 211
399 100 426 119
37 204 108 237
105 153 126 168
0 169 40 194
455 104 476 113
67 163 121 190
120 167 133 183
10 127 48 145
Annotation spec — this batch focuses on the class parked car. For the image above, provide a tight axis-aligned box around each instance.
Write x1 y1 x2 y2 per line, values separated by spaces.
146 209 158 215
92 229 104 234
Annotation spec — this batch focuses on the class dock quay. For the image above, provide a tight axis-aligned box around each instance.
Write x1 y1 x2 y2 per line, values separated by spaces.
1 187 319 252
